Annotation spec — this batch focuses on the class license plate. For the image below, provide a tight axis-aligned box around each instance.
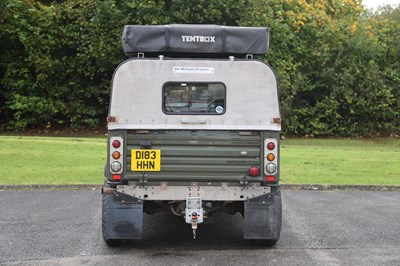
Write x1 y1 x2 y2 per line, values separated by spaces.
131 149 161 171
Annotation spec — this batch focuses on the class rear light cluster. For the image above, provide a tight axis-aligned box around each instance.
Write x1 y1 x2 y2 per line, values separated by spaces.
109 137 124 178
264 139 278 182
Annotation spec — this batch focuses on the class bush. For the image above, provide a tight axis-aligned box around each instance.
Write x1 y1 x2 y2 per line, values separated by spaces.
0 0 399 136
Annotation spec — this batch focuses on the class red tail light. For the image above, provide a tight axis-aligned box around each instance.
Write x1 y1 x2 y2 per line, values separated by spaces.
249 166 260 177
267 142 275 150
112 140 121 148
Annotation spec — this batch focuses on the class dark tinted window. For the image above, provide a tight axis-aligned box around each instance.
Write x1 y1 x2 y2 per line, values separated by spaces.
163 82 226 114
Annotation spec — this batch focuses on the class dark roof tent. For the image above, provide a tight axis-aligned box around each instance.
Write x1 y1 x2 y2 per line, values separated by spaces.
122 24 269 58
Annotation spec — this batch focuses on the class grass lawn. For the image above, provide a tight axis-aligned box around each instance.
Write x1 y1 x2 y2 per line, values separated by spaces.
0 136 106 185
280 138 400 185
0 136 399 185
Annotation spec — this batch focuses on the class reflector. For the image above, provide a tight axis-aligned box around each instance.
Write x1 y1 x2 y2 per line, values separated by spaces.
266 176 275 182
112 174 121 181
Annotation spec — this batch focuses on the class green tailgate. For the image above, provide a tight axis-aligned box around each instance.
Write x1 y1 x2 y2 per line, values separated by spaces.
124 130 262 182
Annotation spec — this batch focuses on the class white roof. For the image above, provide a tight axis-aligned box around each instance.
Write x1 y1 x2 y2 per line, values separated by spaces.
108 58 281 131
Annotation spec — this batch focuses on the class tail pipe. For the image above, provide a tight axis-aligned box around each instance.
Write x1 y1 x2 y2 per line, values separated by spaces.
102 187 116 195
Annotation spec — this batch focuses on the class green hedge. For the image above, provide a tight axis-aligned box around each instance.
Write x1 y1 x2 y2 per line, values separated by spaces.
1 0 399 137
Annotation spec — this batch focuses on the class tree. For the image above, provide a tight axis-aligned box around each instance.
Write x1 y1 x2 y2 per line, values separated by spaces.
0 0 399 136
242 0 399 136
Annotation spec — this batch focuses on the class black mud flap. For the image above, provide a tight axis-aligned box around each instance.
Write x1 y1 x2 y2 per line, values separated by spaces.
244 187 282 240
103 192 143 240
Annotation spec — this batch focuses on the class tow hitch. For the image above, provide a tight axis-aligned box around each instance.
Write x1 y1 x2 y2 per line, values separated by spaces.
185 197 203 239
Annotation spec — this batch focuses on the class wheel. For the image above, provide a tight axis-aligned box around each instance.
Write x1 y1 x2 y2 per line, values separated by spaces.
102 195 126 246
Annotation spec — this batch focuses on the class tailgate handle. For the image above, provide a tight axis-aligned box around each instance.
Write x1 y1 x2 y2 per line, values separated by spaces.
180 119 207 124
140 141 152 149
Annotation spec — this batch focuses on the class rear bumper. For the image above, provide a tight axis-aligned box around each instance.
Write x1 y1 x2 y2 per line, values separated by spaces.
115 182 272 201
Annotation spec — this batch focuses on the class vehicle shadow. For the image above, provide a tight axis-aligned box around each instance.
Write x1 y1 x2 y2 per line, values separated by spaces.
111 210 276 251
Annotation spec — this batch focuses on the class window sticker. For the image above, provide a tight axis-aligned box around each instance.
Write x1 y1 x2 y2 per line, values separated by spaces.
215 106 224 114
173 67 214 74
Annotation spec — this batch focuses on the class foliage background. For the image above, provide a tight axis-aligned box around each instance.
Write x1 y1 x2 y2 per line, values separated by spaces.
0 0 399 137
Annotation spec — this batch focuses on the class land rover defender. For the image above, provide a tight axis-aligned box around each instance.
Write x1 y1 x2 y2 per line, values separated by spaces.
102 24 282 246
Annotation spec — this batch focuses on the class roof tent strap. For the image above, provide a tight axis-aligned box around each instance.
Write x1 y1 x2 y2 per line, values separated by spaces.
165 25 170 51
221 26 227 54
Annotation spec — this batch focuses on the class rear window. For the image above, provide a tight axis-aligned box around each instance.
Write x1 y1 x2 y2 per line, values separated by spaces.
163 82 226 115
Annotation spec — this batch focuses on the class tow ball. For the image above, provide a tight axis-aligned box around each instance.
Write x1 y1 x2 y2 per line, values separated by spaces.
185 197 203 239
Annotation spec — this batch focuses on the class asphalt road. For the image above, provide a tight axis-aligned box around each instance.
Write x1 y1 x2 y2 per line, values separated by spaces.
1 189 399 266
